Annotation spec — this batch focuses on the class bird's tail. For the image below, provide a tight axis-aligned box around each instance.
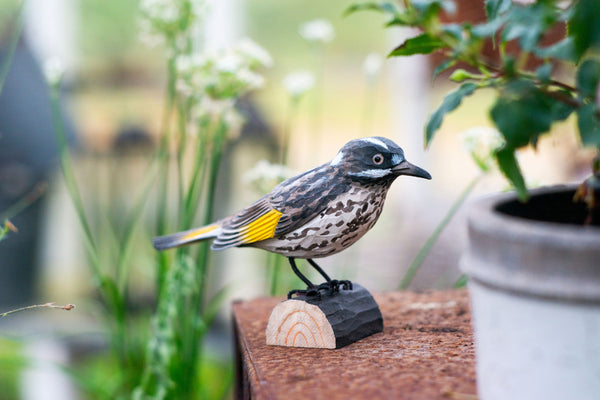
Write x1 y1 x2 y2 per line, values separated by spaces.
152 224 222 251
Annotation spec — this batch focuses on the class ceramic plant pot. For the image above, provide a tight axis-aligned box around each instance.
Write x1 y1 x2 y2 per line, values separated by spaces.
461 185 600 400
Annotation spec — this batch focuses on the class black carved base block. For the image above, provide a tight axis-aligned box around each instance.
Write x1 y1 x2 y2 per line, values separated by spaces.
266 283 383 349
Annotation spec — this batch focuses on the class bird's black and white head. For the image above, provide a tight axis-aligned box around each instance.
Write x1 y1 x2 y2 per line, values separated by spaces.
330 137 431 184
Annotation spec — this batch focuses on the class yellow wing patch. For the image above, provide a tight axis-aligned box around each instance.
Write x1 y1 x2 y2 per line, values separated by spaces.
242 209 282 244
180 224 219 242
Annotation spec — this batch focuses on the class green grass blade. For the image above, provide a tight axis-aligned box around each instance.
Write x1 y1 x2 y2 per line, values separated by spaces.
0 1 25 96
398 175 481 290
49 84 102 275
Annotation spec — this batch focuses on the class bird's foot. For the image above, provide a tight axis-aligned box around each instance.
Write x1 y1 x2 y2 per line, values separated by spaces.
287 280 353 300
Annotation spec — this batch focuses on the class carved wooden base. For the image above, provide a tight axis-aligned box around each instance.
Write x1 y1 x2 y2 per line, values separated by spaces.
265 283 383 349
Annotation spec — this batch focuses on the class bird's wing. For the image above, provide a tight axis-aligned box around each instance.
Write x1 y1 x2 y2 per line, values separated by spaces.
211 197 282 250
212 164 349 250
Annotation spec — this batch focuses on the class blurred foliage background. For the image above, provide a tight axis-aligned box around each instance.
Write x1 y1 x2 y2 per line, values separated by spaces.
0 0 594 399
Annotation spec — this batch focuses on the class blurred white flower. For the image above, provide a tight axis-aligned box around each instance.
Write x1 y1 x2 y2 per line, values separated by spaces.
282 71 315 99
236 38 273 68
176 38 270 101
140 0 179 24
236 68 265 89
243 160 295 194
299 19 335 43
461 127 505 173
192 97 244 139
363 53 384 79
215 53 244 73
138 0 208 48
43 57 65 86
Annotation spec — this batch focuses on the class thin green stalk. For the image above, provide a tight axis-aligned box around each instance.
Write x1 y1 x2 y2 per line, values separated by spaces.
50 83 101 277
50 82 130 371
196 116 228 312
267 97 298 295
183 116 228 396
0 182 47 221
115 154 163 293
0 0 24 96
155 55 178 291
180 115 210 229
176 99 189 222
454 274 468 288
267 253 281 296
398 175 481 290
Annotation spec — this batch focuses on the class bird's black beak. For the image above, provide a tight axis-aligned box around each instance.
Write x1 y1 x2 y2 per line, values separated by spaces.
393 160 432 180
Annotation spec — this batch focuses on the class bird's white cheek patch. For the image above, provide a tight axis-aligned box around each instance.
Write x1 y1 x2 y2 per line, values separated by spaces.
348 168 392 178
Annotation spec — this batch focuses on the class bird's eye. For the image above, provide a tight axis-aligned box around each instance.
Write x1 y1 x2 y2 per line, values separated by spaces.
372 154 384 165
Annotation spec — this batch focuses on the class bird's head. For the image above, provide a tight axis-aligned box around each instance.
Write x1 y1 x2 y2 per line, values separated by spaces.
330 137 432 183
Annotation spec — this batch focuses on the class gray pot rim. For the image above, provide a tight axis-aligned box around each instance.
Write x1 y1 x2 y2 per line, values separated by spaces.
462 184 600 303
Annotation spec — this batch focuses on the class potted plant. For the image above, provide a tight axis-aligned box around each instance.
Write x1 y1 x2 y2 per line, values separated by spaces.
348 1 600 398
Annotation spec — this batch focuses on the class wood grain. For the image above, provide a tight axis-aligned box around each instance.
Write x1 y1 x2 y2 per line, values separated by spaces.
266 300 336 348
266 284 383 349
233 290 476 400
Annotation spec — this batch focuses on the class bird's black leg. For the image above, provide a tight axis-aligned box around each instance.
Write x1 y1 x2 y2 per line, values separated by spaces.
306 259 332 283
288 257 315 287
287 257 321 299
307 258 353 295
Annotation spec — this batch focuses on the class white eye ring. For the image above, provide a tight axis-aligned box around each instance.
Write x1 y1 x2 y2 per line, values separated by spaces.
372 153 384 165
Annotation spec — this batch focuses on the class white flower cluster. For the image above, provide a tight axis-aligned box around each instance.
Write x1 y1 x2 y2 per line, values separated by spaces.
461 127 505 173
299 19 335 43
175 38 272 101
139 0 208 48
282 71 315 99
243 160 295 195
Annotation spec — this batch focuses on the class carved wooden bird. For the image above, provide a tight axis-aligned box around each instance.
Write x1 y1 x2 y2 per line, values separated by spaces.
153 137 431 297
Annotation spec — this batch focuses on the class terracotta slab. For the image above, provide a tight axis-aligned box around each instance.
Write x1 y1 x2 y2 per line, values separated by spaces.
233 290 476 400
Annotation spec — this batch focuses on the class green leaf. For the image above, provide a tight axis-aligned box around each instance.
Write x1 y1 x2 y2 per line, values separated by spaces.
577 103 600 148
425 82 478 146
471 13 508 38
412 0 456 16
490 82 574 148
496 147 528 201
535 62 553 84
386 14 417 27
502 3 559 52
533 37 577 62
441 23 463 40
432 58 457 81
344 2 400 17
485 0 511 20
569 0 600 60
389 33 447 57
576 59 600 100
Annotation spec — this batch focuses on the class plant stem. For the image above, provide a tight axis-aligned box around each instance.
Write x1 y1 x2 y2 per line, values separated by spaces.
0 303 74 319
0 1 24 96
0 182 47 221
398 175 481 290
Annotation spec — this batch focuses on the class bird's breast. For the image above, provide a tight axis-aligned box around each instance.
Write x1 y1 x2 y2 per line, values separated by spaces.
253 183 389 258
